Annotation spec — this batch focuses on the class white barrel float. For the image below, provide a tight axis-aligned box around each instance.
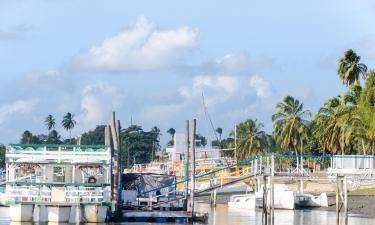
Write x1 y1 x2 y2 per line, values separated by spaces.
9 204 34 222
47 206 71 222
84 205 108 223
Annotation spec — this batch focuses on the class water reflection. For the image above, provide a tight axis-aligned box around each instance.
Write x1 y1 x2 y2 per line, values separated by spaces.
196 204 375 225
1 205 375 225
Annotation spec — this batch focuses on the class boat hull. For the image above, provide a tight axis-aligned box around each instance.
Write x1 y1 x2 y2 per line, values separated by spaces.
294 193 328 208
228 194 255 209
255 190 295 210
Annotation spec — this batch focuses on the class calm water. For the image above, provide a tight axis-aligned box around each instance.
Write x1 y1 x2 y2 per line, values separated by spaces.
0 204 374 225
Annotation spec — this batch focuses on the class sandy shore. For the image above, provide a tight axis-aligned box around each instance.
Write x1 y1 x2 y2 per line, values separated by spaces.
197 194 375 218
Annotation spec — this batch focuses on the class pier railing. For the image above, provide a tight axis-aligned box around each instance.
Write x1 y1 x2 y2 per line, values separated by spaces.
5 184 111 205
6 144 111 164
134 153 375 209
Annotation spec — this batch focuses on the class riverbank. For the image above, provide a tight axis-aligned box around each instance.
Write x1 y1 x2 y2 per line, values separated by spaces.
196 193 375 218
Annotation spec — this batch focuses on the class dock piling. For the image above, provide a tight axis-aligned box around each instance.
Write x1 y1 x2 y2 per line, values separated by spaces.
336 175 348 225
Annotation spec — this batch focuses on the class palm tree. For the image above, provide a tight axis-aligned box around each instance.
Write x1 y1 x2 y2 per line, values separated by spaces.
313 96 352 155
167 128 176 146
337 49 367 86
20 130 34 144
357 71 375 155
232 119 265 160
61 112 76 139
272 96 311 160
216 127 223 142
44 115 55 131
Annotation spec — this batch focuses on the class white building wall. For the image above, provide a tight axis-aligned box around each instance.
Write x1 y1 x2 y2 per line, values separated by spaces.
166 133 221 161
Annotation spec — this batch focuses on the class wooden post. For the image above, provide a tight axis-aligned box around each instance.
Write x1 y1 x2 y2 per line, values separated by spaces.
271 154 275 177
188 119 196 218
184 120 190 211
270 179 274 225
336 175 348 224
109 112 121 219
344 176 348 224
336 175 340 225
262 175 268 225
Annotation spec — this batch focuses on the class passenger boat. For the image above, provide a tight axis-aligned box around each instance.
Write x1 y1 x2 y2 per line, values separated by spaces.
5 144 112 222
294 192 328 208
255 184 295 210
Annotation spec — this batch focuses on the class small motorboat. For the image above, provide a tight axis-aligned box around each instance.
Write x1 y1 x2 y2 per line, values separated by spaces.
294 192 328 208
255 184 295 210
228 194 255 209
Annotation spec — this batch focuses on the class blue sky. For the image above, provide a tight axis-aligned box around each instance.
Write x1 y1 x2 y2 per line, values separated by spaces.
1 0 375 144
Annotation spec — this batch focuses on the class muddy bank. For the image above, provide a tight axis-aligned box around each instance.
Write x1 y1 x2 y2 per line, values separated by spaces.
318 195 375 218
196 194 375 218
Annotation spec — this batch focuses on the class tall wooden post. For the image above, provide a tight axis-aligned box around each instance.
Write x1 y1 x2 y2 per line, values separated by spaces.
336 176 339 225
184 120 190 211
188 119 196 217
109 112 121 219
336 175 348 225
262 175 268 225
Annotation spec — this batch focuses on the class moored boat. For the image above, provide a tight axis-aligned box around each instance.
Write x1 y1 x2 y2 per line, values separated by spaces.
294 192 328 208
228 194 255 209
255 184 295 210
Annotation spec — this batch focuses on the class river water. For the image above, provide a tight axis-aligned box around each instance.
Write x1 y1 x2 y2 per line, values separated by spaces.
0 204 374 225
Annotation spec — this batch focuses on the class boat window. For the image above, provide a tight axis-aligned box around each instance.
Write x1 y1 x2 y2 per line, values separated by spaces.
53 167 65 183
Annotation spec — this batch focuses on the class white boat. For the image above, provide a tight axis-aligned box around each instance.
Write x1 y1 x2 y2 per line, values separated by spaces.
294 192 328 208
228 194 255 209
0 186 7 206
255 184 295 210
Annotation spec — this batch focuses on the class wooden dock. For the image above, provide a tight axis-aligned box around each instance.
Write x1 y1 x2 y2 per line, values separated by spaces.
122 210 208 223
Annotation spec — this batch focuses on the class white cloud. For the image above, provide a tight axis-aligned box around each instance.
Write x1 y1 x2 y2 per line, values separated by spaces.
73 16 198 72
249 75 271 98
0 99 39 124
196 52 276 75
77 81 124 129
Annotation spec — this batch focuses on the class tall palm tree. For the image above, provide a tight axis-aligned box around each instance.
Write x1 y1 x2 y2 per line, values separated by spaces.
216 127 223 142
44 115 55 131
313 96 352 155
357 71 375 155
337 49 367 87
272 96 311 157
167 128 176 146
61 112 76 139
232 119 265 160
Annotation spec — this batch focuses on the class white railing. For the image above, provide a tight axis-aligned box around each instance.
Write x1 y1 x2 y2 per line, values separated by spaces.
6 186 52 203
65 186 111 203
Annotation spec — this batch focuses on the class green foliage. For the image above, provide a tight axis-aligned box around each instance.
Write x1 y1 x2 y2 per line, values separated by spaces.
195 134 207 147
45 130 62 144
357 71 375 154
231 119 266 160
45 115 56 131
62 112 76 139
20 130 42 144
121 125 161 168
337 49 367 86
166 128 176 147
272 96 311 155
80 125 106 145
0 144 5 167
